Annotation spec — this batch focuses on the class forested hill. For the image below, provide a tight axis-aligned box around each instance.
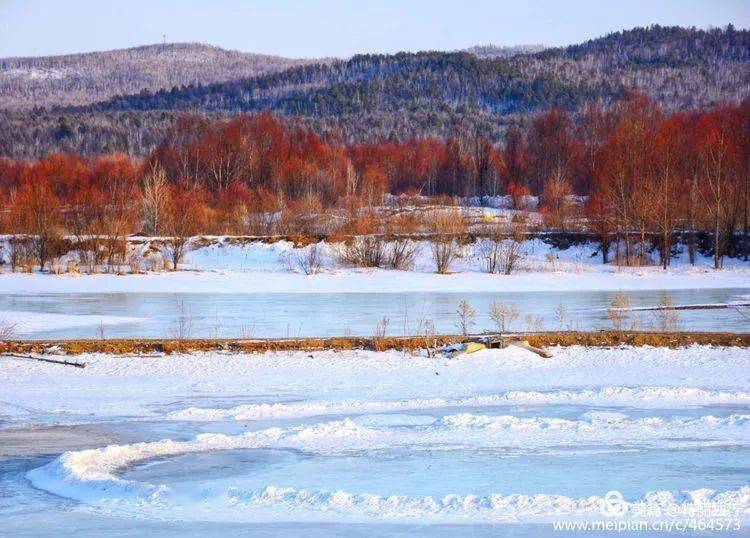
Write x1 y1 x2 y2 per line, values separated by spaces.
0 25 748 158
91 25 750 116
462 44 547 59
0 43 327 109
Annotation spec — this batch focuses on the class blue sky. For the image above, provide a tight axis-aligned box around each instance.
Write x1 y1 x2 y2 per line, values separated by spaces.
1 0 748 58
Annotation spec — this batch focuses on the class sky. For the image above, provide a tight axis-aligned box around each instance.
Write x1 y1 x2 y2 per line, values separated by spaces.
0 0 748 58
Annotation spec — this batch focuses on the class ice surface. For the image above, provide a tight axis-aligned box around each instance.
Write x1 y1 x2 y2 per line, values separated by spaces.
0 309 143 334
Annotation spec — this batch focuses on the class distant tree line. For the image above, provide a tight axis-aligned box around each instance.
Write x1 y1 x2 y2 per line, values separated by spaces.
1 94 748 270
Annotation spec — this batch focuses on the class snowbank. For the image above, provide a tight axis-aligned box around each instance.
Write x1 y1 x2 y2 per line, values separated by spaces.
169 386 750 422
0 265 746 295
0 238 747 294
3 346 749 422
225 484 750 521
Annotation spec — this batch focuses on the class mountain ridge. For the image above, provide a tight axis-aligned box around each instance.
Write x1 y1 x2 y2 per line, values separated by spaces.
0 42 331 109
0 41 547 111
0 25 747 158
86 25 750 116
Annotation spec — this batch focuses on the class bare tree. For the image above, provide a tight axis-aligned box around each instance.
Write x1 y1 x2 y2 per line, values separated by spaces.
100 172 138 272
373 315 390 339
141 162 169 236
652 293 682 332
386 240 419 270
701 122 731 269
474 220 507 275
293 243 323 275
500 220 528 275
13 181 62 271
0 319 18 341
372 315 390 350
338 236 386 268
417 318 437 358
524 314 545 332
429 209 467 274
542 176 576 231
66 191 103 273
607 291 636 331
171 299 193 350
477 220 527 275
554 303 570 330
489 301 520 333
96 321 106 341
210 308 222 339
126 248 145 274
455 299 476 336
239 322 256 339
162 186 207 271
6 237 33 273
162 237 193 272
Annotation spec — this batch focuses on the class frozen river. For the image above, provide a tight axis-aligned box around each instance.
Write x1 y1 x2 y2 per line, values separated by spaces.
1 346 749 536
1 287 748 339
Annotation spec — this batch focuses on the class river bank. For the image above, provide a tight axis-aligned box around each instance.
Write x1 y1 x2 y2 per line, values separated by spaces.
2 331 750 356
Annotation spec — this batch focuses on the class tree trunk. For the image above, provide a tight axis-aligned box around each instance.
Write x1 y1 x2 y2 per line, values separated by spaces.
688 234 696 265
624 231 631 265
745 171 749 261
714 215 721 270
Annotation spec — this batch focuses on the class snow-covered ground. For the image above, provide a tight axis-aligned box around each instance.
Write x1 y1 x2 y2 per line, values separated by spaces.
1 345 749 535
0 238 747 294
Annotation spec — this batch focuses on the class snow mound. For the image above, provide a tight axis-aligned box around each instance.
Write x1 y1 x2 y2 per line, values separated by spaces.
167 386 750 421
437 413 750 433
226 484 750 520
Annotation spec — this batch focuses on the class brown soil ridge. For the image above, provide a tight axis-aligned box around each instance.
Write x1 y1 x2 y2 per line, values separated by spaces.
1 331 748 356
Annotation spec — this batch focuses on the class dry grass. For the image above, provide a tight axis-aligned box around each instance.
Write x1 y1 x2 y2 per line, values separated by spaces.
1 331 748 356
524 331 750 348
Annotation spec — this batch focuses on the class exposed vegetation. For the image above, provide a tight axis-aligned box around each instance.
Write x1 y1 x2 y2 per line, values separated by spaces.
1 331 748 356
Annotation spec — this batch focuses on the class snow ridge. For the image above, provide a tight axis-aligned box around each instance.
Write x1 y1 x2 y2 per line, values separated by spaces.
227 484 750 520
167 386 750 421
27 414 750 504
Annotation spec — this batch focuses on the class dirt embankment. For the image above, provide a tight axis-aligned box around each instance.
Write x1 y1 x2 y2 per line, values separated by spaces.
1 332 748 356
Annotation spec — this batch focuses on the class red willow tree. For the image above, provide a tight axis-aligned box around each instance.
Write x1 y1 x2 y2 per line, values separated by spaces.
589 97 747 267
12 179 61 271
162 184 208 270
1 99 749 271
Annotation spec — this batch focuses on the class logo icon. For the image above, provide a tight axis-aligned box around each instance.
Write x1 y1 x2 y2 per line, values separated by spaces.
600 490 628 517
